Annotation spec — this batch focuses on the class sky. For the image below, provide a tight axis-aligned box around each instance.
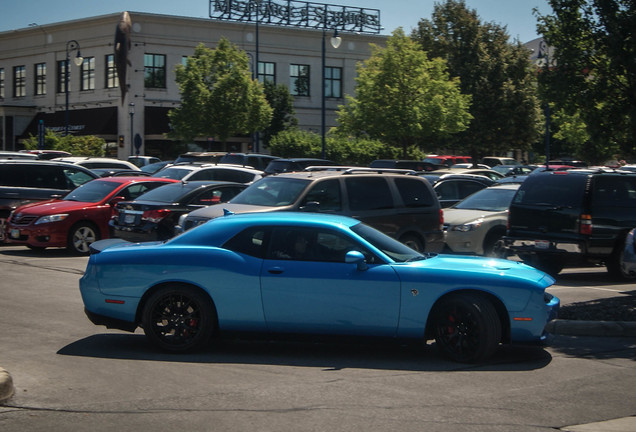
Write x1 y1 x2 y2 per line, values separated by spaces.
0 0 551 43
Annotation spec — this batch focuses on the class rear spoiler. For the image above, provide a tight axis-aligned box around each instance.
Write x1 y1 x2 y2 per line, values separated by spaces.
89 238 129 255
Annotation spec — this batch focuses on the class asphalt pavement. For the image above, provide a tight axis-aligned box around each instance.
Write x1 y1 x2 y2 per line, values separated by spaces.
1 263 635 430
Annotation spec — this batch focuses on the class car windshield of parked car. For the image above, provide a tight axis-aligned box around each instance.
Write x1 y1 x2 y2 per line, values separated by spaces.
453 187 518 212
131 182 191 203
230 177 310 206
153 167 192 180
63 180 121 203
351 222 427 262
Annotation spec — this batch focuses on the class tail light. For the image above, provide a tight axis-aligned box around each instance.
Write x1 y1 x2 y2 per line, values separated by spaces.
579 214 592 235
142 209 170 223
439 209 444 231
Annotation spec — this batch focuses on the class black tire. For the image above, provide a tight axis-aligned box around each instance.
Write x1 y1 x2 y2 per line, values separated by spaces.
26 245 46 252
483 231 507 258
525 256 564 276
399 234 424 252
142 285 216 352
434 293 501 363
607 236 636 280
67 222 99 255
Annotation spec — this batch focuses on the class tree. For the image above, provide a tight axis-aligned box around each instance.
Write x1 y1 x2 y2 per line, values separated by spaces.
335 28 472 158
260 81 298 148
411 0 542 162
535 0 636 163
22 130 105 156
168 40 273 145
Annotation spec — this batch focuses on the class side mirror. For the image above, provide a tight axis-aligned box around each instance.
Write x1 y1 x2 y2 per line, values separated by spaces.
109 196 126 206
345 250 368 271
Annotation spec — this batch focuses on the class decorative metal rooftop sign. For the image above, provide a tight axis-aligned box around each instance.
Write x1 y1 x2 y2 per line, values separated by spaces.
209 0 381 34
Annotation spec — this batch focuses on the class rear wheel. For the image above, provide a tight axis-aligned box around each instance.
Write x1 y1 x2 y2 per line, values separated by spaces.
142 286 216 352
483 231 507 258
607 236 636 280
434 293 501 363
67 222 99 255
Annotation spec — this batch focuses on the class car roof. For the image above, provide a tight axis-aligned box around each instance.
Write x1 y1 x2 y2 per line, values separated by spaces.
265 167 424 180
91 176 177 184
161 163 264 173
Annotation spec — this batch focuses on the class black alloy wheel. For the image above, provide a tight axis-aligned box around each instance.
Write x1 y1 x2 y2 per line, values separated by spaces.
142 286 216 352
434 294 501 363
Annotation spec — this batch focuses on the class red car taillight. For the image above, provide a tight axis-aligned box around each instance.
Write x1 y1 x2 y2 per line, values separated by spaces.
439 209 444 230
579 214 592 235
142 209 170 223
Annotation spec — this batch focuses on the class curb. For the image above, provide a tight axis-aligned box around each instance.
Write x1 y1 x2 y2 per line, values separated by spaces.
547 319 636 337
0 367 14 403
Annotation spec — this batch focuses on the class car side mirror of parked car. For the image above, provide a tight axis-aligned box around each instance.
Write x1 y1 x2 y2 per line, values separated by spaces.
109 196 127 206
345 250 368 271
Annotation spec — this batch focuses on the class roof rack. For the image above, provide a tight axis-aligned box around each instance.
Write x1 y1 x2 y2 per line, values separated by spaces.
303 166 418 175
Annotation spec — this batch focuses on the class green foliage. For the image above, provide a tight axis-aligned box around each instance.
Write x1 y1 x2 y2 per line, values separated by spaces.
335 28 472 158
22 130 105 156
168 39 273 144
261 81 298 147
536 0 635 163
411 0 541 161
269 129 424 165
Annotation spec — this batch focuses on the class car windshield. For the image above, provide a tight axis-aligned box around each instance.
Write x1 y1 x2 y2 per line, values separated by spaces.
153 167 192 180
351 223 428 263
453 187 518 211
64 180 121 203
231 177 309 206
131 182 191 203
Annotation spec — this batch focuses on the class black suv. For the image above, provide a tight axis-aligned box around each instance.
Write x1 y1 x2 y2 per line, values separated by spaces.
504 169 636 277
177 167 444 252
0 160 99 241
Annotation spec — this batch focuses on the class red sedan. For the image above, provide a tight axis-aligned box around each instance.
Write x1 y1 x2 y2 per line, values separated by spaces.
5 177 178 254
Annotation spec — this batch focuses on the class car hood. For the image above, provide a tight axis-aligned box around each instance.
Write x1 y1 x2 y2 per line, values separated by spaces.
443 208 503 224
404 254 554 287
13 199 94 215
188 203 287 219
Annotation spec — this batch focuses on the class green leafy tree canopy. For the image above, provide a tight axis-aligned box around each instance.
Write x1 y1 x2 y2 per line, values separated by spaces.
168 39 273 145
336 28 472 157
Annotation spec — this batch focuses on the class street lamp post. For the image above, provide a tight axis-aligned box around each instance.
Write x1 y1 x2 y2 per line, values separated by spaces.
129 102 135 156
321 29 341 159
538 40 551 169
65 40 83 136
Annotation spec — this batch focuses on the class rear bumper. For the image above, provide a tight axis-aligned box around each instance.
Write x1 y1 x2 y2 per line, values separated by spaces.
506 238 583 254
84 308 138 333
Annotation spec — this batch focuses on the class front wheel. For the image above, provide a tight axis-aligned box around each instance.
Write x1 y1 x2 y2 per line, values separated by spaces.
67 222 99 255
434 294 501 363
142 286 216 352
399 234 424 252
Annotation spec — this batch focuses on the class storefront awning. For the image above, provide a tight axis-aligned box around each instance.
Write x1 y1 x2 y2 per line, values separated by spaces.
21 107 118 138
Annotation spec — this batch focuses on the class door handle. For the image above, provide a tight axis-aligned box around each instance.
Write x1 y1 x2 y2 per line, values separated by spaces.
267 267 284 274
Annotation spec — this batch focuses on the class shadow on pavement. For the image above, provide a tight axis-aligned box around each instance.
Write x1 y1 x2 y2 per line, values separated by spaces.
548 335 636 361
57 333 553 372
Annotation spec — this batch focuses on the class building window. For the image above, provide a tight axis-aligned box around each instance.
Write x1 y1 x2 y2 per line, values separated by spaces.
105 54 118 89
290 64 310 96
144 54 166 88
80 57 95 91
34 63 46 96
0 68 4 99
13 66 26 97
181 56 189 67
258 62 275 84
325 66 342 98
57 60 68 93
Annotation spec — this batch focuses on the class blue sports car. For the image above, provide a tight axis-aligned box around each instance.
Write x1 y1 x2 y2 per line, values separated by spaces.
80 212 559 363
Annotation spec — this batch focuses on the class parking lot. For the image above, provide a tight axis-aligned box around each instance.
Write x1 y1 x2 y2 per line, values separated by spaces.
0 245 635 431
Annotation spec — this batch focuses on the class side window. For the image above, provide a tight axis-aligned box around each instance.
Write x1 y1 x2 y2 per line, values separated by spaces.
223 227 267 258
64 168 96 188
266 226 375 263
592 176 636 207
121 182 164 200
395 178 434 207
0 165 26 187
302 179 341 211
345 177 393 211
191 187 242 206
435 181 460 200
29 166 67 189
459 181 486 198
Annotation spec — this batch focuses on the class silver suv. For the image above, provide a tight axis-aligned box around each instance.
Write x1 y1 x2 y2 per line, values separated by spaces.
176 167 444 252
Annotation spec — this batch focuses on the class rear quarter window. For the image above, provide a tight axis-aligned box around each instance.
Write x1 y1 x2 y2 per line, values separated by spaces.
513 174 586 207
395 177 435 207
591 176 636 208
345 177 393 211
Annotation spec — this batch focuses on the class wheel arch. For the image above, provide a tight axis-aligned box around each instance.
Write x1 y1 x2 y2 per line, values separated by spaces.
424 289 511 343
135 281 219 332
